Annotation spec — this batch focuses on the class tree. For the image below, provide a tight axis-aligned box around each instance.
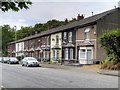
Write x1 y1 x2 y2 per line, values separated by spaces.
16 26 34 40
99 29 120 63
1 1 32 12
99 29 120 70
0 25 15 56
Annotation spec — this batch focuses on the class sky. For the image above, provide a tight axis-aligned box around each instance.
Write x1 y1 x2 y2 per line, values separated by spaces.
0 0 120 30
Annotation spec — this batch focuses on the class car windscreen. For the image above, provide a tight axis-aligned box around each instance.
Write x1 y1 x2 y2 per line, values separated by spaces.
10 58 18 61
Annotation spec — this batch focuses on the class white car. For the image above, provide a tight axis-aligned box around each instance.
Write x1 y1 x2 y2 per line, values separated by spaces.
21 57 40 67
1 57 10 63
7 57 19 64
0 57 3 62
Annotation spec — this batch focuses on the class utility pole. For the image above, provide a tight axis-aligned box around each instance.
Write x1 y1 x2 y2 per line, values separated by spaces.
14 26 17 57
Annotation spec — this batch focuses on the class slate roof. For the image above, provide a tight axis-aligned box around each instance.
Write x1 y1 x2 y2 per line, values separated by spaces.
8 8 117 44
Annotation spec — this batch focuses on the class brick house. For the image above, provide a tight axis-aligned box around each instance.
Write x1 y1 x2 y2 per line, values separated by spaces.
76 8 120 64
8 8 120 64
8 43 16 57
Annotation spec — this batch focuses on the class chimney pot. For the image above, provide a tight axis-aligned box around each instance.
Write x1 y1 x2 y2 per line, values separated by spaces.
65 18 68 24
77 14 84 20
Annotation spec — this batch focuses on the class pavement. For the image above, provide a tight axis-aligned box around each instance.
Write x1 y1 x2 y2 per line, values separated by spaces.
97 69 119 77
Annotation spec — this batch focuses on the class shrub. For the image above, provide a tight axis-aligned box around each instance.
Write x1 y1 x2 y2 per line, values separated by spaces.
99 29 120 70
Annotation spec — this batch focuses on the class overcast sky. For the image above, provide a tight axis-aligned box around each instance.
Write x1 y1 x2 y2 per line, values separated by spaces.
0 0 120 30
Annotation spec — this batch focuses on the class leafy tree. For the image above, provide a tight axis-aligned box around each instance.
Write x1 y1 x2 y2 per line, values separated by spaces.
34 23 43 30
0 25 15 56
1 1 32 12
99 29 120 63
16 26 34 40
39 19 64 31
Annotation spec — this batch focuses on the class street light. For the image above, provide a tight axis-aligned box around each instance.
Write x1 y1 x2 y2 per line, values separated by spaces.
14 26 17 57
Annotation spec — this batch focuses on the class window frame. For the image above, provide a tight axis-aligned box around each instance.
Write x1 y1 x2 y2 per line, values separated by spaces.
68 32 72 43
63 32 67 40
56 35 59 45
84 28 90 40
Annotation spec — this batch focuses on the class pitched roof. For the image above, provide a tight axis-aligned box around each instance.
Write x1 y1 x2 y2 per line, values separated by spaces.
8 8 117 44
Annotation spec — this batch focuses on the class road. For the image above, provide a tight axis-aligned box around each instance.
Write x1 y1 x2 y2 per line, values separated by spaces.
0 63 118 88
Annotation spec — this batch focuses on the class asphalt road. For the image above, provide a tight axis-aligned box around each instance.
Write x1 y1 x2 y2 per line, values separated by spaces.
0 63 118 88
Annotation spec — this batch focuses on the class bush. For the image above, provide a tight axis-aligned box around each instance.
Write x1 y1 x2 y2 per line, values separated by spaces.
16 55 24 61
99 29 120 70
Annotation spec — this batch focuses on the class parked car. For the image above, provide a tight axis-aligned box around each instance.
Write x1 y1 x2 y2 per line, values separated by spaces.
0 57 3 62
21 57 40 67
1 57 10 63
7 57 19 64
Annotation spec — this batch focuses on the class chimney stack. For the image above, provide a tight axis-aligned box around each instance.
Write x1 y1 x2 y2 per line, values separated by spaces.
92 12 94 16
64 18 68 24
77 14 84 20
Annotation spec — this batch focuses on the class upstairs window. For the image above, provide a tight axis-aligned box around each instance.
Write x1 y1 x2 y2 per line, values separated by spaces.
63 32 67 40
46 36 49 45
84 28 90 40
68 32 72 43
56 35 59 45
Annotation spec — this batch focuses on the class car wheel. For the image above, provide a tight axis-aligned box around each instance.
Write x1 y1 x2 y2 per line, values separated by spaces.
22 63 24 66
26 63 29 67
37 64 39 67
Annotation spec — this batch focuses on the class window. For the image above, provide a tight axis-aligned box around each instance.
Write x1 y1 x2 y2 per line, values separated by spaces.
56 50 59 60
21 43 23 51
46 36 49 45
84 28 90 40
45 51 47 59
56 35 59 45
17 44 19 51
70 48 73 60
87 49 92 59
43 51 46 59
80 49 86 59
79 48 93 60
53 50 55 59
65 48 68 60
47 51 49 59
68 32 72 42
64 32 67 40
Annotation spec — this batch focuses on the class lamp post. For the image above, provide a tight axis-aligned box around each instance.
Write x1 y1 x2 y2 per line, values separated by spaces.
38 39 41 61
14 26 17 57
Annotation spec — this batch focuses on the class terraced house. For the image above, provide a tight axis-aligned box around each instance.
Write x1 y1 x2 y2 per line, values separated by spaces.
50 32 62 62
8 8 120 64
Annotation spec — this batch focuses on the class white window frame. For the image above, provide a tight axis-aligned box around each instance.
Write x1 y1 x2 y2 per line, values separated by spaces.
46 36 49 45
64 32 67 40
56 50 59 60
65 48 68 60
79 49 86 59
56 35 59 45
68 32 72 43
53 50 55 59
43 51 46 59
79 47 93 60
70 48 73 60
47 51 49 59
84 28 90 40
